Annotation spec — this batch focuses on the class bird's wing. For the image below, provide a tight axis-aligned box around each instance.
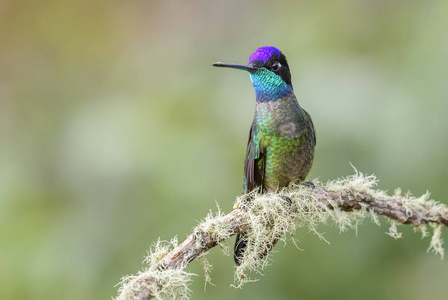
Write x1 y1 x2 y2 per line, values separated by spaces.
302 109 316 147
243 122 266 193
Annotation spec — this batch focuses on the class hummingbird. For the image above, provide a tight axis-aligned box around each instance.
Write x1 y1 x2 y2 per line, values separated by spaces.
213 46 316 265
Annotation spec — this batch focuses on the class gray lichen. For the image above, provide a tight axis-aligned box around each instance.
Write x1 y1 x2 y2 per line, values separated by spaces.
115 170 446 299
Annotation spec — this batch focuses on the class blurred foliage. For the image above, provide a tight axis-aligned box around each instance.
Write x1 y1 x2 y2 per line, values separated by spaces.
1 0 447 299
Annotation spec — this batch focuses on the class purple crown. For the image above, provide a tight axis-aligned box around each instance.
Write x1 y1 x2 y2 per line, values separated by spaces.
249 46 280 63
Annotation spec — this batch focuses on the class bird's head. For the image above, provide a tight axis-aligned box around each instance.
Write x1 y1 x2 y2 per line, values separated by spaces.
213 46 293 101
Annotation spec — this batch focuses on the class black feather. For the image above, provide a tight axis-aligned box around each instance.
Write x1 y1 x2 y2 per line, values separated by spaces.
235 122 266 265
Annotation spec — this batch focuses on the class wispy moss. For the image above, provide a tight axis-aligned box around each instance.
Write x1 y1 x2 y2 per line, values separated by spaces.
115 169 446 299
115 238 194 300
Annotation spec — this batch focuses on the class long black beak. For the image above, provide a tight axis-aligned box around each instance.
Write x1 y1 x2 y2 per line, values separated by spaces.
212 62 257 73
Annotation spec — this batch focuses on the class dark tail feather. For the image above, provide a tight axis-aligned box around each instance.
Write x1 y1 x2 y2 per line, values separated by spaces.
234 233 247 266
234 233 280 266
234 197 293 266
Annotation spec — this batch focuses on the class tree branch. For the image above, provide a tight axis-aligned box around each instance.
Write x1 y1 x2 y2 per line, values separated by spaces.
115 172 448 300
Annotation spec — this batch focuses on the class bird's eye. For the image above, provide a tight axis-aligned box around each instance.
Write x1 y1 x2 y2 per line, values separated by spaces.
271 62 281 71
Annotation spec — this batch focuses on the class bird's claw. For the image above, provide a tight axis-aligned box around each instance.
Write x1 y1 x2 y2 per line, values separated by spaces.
281 196 292 205
302 181 315 188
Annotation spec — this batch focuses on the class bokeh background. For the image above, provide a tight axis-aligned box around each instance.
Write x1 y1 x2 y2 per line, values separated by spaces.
1 1 448 299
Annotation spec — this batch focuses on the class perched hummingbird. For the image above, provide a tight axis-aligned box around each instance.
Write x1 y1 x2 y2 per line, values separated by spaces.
213 46 316 265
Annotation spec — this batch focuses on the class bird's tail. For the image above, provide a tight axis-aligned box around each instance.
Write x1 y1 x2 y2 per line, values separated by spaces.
233 196 294 265
233 233 247 266
234 233 280 266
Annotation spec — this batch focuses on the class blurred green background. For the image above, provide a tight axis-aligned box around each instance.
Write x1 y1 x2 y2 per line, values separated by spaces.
1 0 448 299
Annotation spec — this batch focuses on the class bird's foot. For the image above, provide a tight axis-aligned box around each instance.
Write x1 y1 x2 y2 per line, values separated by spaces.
302 181 315 189
281 196 292 205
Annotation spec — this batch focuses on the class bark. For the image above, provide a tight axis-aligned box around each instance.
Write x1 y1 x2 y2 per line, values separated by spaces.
118 185 448 300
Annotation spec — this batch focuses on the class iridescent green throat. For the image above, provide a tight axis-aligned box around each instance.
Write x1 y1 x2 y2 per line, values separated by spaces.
249 68 293 102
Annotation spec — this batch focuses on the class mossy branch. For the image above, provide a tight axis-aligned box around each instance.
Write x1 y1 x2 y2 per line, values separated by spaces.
115 171 448 300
